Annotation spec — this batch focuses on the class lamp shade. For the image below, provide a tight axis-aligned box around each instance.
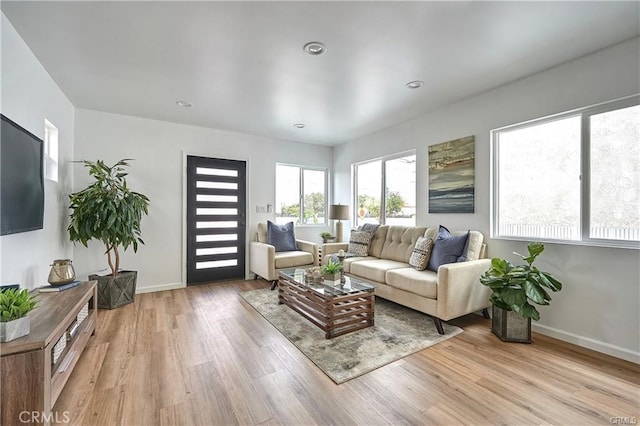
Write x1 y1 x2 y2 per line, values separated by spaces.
329 204 349 221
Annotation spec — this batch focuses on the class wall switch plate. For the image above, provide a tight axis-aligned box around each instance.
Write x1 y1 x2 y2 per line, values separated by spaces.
256 205 267 213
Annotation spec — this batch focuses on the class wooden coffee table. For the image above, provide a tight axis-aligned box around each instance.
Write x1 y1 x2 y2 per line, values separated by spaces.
278 269 375 339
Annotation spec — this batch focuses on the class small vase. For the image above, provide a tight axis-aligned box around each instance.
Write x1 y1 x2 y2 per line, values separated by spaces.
48 259 76 286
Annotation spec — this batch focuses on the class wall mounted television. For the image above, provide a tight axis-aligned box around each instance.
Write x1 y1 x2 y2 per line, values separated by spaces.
1 114 45 236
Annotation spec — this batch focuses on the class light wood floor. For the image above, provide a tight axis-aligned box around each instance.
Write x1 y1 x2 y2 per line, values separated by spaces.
54 279 640 425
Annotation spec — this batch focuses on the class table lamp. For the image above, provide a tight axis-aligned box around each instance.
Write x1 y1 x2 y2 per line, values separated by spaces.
329 204 349 242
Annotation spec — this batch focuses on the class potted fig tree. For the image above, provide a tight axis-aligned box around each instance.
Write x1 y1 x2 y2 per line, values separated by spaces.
68 159 149 309
479 242 562 343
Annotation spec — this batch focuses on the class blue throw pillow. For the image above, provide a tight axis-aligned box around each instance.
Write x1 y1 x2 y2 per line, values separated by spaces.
426 226 470 272
267 221 298 252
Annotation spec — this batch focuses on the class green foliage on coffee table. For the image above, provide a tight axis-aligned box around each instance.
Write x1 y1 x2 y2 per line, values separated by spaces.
322 258 342 274
68 159 150 277
0 289 36 322
480 242 562 321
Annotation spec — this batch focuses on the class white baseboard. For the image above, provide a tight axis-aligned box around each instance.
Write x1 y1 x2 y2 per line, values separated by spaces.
532 323 640 364
135 281 185 294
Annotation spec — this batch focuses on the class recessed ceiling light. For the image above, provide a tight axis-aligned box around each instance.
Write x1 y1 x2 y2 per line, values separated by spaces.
303 41 326 56
176 100 193 107
293 123 306 129
405 81 424 89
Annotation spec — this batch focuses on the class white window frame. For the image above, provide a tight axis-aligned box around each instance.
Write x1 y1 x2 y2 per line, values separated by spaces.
491 95 640 249
275 163 328 226
353 150 416 226
44 119 58 182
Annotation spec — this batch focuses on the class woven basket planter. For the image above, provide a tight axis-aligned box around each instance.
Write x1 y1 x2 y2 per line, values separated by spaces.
492 304 531 343
90 270 137 309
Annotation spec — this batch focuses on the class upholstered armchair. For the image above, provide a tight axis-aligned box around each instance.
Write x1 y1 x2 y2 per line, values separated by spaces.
250 222 319 289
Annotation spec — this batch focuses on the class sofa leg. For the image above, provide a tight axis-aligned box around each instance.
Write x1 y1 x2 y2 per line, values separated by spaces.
254 274 259 280
270 280 278 290
481 308 490 319
432 316 445 335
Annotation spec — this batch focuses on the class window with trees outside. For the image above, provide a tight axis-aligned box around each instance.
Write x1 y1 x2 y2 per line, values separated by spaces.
492 96 639 249
354 152 416 227
275 164 327 226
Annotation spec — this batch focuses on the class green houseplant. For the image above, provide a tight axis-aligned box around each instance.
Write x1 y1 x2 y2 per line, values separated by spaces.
480 242 562 342
322 258 342 284
320 231 335 243
0 288 37 342
68 159 149 309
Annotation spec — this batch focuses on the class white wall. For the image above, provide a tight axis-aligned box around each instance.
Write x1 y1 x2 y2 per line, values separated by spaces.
0 14 75 289
334 37 640 362
73 109 333 292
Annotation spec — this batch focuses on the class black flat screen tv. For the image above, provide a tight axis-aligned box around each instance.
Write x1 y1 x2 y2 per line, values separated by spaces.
1 114 45 236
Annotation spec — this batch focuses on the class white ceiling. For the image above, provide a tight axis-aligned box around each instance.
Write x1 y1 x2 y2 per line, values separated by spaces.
2 1 639 146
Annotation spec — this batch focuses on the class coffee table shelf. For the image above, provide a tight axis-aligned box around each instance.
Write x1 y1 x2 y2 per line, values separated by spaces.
278 270 375 339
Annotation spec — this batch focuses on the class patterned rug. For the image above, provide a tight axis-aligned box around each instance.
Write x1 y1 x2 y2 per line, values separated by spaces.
239 288 463 384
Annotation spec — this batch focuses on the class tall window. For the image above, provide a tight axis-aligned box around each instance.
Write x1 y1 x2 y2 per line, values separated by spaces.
492 96 639 248
44 119 58 182
354 152 416 227
275 164 327 225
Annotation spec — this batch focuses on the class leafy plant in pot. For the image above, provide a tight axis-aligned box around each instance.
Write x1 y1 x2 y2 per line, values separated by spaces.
479 242 562 343
0 288 37 342
320 231 335 243
68 159 149 309
322 258 342 284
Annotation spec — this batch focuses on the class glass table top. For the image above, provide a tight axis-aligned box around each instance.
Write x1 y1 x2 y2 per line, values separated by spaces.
279 268 376 297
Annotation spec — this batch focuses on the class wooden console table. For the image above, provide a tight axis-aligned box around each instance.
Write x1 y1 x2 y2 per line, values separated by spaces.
1 281 97 426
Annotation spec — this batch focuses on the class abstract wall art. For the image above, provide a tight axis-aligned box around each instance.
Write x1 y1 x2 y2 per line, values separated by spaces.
428 136 475 213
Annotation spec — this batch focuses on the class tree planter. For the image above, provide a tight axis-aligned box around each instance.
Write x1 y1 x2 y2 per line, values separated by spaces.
90 270 137 309
0 316 30 342
492 304 531 343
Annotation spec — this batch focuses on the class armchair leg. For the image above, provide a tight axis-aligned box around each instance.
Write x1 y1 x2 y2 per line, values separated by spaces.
270 280 278 290
481 308 490 319
432 316 445 335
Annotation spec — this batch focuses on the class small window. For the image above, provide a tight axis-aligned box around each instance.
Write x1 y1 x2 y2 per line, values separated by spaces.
44 119 58 182
275 164 327 225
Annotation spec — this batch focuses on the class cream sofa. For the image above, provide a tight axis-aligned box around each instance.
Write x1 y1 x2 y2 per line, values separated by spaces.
323 225 491 334
250 222 319 289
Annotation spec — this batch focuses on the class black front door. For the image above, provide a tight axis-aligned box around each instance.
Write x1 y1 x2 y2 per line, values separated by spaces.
186 156 246 284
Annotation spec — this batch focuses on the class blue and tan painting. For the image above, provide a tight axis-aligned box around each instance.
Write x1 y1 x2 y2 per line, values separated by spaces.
428 136 475 213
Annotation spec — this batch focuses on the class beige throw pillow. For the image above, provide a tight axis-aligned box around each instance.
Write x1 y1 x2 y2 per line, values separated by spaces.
409 236 434 270
348 230 372 257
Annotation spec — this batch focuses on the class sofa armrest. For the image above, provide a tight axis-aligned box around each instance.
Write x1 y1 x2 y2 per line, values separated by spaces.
249 241 276 280
321 242 349 264
296 239 319 266
322 242 349 255
436 259 492 321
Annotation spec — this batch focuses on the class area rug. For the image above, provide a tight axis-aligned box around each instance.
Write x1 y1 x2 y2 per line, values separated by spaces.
239 288 463 384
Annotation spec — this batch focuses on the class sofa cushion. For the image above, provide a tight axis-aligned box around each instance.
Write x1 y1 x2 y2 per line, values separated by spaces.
257 222 268 243
267 221 298 252
348 230 372 257
350 259 409 283
409 236 434 270
386 268 438 299
342 256 375 273
425 228 484 261
427 226 469 271
380 226 428 263
368 225 389 258
274 251 314 269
